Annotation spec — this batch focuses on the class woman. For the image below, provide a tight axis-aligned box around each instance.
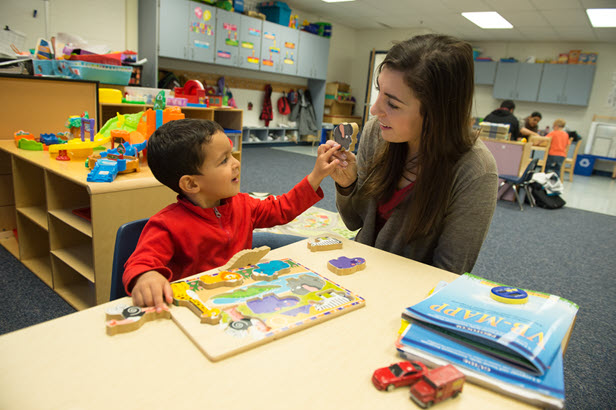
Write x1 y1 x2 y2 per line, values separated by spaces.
321 34 498 274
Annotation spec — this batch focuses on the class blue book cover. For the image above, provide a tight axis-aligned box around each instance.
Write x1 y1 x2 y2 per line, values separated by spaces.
402 273 578 376
395 321 566 409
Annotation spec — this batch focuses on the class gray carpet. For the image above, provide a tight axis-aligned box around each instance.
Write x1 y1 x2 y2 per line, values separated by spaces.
1 145 614 409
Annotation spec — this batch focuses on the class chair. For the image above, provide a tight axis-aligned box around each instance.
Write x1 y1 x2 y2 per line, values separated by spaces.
499 159 539 211
110 218 149 301
529 136 552 173
560 140 581 182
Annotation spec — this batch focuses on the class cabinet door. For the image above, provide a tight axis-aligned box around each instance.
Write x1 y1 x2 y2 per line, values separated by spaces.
474 61 497 85
279 25 299 76
260 21 283 73
159 0 189 59
215 9 241 66
188 1 215 63
297 31 314 78
562 65 595 106
311 34 330 80
537 64 567 104
238 15 262 71
516 63 543 102
492 63 519 99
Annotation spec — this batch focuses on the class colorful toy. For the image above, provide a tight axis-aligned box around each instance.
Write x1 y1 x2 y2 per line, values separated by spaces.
174 80 207 105
13 130 35 147
86 140 146 182
327 256 366 276
334 122 359 151
105 304 171 336
170 258 365 361
410 364 465 408
307 236 343 252
372 361 428 392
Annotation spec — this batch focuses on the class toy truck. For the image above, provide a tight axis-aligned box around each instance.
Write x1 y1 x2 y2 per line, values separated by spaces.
409 364 465 408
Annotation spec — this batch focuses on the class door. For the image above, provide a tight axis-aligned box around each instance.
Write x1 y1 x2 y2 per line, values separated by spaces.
474 61 497 85
537 64 567 104
492 63 518 99
279 25 299 76
238 15 262 70
562 65 595 106
516 63 543 102
260 21 283 73
187 1 215 63
215 9 241 66
159 0 189 59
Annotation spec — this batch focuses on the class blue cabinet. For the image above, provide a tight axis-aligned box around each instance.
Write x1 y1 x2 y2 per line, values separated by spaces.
159 0 189 59
474 61 497 85
214 9 241 67
297 31 330 80
537 64 595 106
260 21 299 74
493 62 543 102
237 14 262 71
187 1 216 63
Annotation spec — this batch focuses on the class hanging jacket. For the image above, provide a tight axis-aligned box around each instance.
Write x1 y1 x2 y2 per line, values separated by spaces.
260 84 273 126
289 89 318 136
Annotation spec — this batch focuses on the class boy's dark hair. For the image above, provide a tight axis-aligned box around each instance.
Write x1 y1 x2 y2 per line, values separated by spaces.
531 111 542 119
147 119 224 194
500 100 516 110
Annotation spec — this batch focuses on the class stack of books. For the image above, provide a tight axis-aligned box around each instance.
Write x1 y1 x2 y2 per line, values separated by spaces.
395 273 578 409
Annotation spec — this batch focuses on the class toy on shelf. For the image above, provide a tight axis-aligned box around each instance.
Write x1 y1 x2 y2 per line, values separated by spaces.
174 80 208 105
87 140 147 182
307 236 343 252
13 130 35 146
409 364 465 408
334 122 359 151
56 149 70 161
105 304 171 336
327 256 366 276
372 361 428 392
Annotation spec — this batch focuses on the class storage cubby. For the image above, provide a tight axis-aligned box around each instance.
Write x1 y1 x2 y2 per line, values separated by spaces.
242 127 299 144
12 157 47 230
46 172 92 237
16 213 52 286
51 255 96 310
49 215 94 283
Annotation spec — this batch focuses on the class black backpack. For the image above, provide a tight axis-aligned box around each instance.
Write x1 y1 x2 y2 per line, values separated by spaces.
529 182 566 209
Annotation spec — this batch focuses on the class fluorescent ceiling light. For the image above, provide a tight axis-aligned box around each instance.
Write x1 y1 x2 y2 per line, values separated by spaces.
322 0 355 3
586 9 616 27
462 12 513 29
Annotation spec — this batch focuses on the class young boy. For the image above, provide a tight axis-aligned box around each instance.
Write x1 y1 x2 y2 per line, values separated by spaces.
545 118 572 174
124 119 340 311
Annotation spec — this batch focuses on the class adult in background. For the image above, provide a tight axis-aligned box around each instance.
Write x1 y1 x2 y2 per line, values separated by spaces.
484 100 520 141
520 111 542 139
319 34 498 274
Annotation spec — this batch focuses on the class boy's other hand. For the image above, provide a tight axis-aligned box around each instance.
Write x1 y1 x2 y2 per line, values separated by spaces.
319 140 358 188
131 271 174 312
307 141 346 190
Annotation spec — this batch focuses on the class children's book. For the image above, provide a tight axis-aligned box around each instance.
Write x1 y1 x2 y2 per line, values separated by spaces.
396 273 578 409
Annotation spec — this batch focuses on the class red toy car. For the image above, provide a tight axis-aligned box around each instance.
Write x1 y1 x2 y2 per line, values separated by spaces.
372 361 428 391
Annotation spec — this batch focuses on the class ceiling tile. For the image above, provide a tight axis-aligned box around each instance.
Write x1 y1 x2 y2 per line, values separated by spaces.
483 0 537 11
502 11 550 26
440 0 492 13
529 0 583 10
594 28 616 42
539 9 594 27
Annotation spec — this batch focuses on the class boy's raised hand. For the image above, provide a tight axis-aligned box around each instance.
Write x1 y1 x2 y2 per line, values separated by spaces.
307 141 347 191
131 270 174 312
319 140 357 188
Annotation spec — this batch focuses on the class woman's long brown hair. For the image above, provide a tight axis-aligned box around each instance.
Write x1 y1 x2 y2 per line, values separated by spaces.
359 34 476 241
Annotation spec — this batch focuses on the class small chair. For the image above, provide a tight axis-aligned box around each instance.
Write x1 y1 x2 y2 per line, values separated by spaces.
560 140 581 182
110 218 149 301
529 136 552 173
499 159 539 211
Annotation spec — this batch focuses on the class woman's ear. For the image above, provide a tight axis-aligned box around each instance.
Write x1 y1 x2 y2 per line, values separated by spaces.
178 175 199 194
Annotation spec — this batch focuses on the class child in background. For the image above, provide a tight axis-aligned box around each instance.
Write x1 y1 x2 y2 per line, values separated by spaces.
545 118 572 174
123 119 340 311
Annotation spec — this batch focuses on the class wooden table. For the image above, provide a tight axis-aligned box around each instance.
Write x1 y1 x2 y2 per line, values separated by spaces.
0 238 535 409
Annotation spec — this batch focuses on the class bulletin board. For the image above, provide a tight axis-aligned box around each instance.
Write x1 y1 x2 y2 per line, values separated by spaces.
362 50 387 126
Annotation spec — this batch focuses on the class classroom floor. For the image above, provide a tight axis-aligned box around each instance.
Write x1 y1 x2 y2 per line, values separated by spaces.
273 145 616 217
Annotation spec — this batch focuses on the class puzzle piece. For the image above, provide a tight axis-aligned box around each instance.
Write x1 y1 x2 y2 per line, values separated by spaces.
307 236 343 252
333 122 359 151
252 260 291 281
200 270 244 289
218 246 271 271
171 281 222 324
105 304 171 335
327 256 366 276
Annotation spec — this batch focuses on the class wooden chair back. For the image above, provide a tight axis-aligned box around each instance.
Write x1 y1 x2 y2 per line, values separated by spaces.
561 140 581 182
529 136 552 172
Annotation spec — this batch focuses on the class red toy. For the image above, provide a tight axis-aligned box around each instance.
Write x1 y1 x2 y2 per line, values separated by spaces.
372 361 427 392
410 364 465 408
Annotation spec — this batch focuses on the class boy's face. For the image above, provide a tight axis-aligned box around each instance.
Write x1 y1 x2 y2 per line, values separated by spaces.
192 130 241 208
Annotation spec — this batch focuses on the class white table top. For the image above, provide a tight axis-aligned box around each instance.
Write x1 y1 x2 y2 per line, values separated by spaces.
0 238 534 409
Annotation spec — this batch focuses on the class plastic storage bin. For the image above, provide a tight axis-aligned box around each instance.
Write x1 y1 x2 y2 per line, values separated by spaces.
55 60 133 85
258 1 291 26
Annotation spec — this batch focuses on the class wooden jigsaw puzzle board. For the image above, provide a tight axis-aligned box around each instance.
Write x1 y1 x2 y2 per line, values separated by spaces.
170 258 365 361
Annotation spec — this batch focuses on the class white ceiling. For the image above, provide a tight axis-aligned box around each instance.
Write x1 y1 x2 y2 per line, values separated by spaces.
284 0 616 42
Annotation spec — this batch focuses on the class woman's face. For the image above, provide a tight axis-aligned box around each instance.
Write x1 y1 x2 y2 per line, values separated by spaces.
370 67 424 150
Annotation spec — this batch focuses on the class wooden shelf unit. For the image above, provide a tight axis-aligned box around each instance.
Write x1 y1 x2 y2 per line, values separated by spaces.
99 101 244 161
0 141 178 309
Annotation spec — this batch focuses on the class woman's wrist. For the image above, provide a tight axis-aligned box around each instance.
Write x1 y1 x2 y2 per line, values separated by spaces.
335 179 357 196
